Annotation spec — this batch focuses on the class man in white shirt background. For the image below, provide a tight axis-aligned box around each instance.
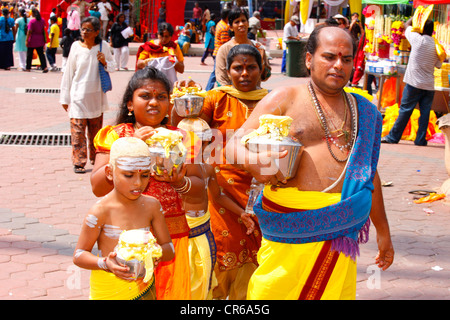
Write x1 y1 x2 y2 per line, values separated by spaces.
281 15 300 74
382 18 442 146
248 11 265 40
97 0 112 39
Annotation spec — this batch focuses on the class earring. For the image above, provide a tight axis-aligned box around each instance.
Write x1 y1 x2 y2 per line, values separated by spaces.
128 110 133 116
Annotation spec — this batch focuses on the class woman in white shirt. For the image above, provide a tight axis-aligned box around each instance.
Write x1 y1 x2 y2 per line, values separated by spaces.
60 16 116 174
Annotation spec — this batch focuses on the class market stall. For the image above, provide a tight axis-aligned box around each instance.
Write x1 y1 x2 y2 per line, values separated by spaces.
414 2 450 114
361 1 449 144
361 1 449 115
361 1 411 111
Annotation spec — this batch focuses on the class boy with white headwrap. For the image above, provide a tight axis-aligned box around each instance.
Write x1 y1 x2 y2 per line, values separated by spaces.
73 137 174 300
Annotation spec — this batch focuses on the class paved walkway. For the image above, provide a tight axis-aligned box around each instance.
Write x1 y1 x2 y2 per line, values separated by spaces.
0 41 449 300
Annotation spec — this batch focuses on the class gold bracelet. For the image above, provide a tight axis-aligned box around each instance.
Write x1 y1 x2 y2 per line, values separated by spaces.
173 176 188 190
174 176 191 194
178 177 191 194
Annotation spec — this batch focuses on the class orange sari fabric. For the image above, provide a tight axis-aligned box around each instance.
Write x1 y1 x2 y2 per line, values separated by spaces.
93 123 191 299
202 89 263 272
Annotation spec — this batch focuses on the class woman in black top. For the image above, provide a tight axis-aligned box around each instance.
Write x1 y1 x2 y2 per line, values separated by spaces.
60 28 75 73
110 13 132 70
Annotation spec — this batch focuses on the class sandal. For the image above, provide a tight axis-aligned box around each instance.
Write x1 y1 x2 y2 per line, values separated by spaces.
74 166 86 174
408 189 436 196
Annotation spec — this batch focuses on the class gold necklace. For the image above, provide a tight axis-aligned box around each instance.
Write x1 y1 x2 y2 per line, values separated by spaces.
323 98 349 141
308 82 356 162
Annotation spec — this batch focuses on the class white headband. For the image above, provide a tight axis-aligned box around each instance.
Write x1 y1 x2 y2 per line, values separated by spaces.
115 157 152 171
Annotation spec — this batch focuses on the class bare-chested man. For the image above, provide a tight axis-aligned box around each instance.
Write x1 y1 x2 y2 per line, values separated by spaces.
226 25 394 300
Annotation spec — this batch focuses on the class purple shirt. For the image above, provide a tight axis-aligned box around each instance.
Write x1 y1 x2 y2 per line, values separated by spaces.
27 18 46 48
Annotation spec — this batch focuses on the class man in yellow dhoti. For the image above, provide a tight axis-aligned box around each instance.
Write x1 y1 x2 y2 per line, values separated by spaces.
227 26 394 300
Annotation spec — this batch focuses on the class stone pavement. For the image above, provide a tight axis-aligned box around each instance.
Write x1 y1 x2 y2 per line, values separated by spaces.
0 41 449 300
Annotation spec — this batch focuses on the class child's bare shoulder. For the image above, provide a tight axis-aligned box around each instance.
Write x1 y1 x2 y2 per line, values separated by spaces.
85 198 110 226
141 194 163 210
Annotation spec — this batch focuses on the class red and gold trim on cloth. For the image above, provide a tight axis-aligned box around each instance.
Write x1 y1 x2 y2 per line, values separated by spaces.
260 195 340 300
298 240 340 300
261 194 307 213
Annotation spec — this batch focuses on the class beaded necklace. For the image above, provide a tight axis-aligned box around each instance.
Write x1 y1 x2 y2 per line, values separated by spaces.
307 81 357 163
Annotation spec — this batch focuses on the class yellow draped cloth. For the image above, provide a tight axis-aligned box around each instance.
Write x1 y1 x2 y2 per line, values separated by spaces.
154 236 191 300
90 271 156 300
212 86 268 101
186 211 218 300
381 103 441 142
247 186 357 300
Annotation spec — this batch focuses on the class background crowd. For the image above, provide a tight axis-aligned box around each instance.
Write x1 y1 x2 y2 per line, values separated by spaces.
0 0 134 72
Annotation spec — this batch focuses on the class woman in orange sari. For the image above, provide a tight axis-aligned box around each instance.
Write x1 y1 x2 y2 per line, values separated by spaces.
174 44 267 299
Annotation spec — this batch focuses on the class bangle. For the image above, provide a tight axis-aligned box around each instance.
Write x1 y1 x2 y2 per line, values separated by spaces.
174 176 191 194
173 176 191 195
97 257 108 270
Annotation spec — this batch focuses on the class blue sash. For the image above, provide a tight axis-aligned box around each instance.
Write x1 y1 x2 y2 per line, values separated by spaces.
253 93 383 259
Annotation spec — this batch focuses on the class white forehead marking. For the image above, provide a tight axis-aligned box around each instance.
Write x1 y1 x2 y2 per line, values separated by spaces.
115 157 152 171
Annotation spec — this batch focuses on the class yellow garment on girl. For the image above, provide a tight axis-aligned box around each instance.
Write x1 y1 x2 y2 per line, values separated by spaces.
90 270 156 300
154 236 191 300
186 211 218 300
247 186 357 300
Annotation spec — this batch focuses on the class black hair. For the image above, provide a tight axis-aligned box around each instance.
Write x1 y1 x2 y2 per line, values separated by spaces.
422 19 434 37
226 43 262 71
2 8 9 33
325 17 339 26
20 8 27 33
80 16 102 44
50 15 57 23
115 12 126 23
116 66 171 125
228 6 249 27
31 8 41 20
306 25 357 57
158 22 174 36
221 8 230 20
